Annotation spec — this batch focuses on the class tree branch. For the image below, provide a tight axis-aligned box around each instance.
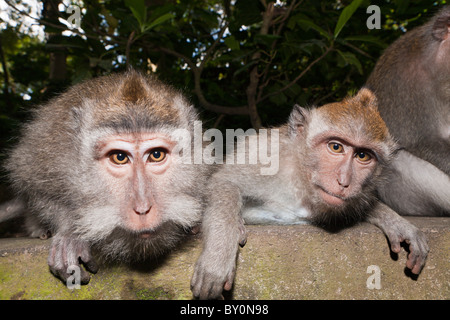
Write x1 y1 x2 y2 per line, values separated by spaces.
158 47 248 115
246 2 275 129
259 45 333 103
125 31 135 70
256 0 298 105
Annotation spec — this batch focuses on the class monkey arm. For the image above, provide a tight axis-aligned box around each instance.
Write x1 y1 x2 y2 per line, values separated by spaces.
191 178 247 300
408 139 450 177
367 202 429 275
378 149 450 216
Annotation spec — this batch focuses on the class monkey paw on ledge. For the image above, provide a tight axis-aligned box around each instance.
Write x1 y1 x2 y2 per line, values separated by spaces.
0 217 448 300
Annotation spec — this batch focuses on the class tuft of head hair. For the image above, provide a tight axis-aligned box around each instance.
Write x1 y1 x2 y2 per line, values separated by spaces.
81 70 197 132
319 88 389 143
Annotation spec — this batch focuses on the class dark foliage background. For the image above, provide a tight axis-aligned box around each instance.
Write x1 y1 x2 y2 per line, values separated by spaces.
0 0 446 187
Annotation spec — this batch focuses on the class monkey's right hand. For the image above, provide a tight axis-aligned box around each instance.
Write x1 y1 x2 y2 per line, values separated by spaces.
190 249 238 300
191 223 247 300
47 234 98 285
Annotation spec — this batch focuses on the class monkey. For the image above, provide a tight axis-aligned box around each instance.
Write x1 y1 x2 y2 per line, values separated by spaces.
366 6 450 217
0 70 212 284
190 88 429 299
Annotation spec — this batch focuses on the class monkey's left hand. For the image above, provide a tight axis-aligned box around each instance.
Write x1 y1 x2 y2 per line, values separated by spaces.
47 234 99 285
368 203 429 275
383 222 429 275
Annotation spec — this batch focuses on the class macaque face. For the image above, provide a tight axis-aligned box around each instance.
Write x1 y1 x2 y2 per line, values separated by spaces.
310 134 378 207
95 132 176 237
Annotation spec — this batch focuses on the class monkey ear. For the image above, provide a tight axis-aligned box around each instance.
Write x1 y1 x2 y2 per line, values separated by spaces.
431 8 450 41
288 104 310 137
355 87 378 108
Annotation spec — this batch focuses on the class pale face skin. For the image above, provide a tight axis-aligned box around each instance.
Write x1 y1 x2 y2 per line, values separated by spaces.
310 134 377 207
95 133 176 237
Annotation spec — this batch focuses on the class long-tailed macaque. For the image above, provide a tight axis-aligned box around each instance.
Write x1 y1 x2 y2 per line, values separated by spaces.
366 6 450 216
191 89 429 299
0 70 211 284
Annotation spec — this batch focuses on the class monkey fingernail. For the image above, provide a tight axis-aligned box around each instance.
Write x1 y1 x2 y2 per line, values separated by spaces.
223 280 233 291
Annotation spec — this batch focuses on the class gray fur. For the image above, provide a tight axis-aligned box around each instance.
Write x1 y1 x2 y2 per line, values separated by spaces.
366 6 450 216
1 70 211 283
191 91 429 299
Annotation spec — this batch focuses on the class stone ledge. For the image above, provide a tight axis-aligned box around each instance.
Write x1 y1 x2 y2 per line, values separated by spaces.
0 217 448 300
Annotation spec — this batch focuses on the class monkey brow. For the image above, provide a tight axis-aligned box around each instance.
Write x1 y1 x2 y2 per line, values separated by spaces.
98 114 180 132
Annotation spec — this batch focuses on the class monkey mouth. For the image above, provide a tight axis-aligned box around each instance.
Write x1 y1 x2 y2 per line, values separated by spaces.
138 230 155 239
316 186 348 206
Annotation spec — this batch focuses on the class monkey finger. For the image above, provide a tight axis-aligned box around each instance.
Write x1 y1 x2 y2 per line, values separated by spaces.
238 218 248 248
189 225 201 235
406 252 426 275
78 266 92 285
390 241 402 253
39 230 51 240
52 267 70 283
386 234 402 253
405 252 418 271
411 258 425 275
405 248 425 274
191 271 225 299
79 249 99 274
83 259 99 274
223 280 233 291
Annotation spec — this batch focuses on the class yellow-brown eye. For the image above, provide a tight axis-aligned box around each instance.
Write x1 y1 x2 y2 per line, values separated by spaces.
109 152 129 165
356 151 372 162
328 142 344 153
148 149 166 162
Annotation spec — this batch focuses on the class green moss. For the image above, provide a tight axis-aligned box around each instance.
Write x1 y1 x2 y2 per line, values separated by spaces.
136 287 175 300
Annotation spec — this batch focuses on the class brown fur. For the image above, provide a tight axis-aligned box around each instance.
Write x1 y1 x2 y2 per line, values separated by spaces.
1 70 211 285
192 88 428 299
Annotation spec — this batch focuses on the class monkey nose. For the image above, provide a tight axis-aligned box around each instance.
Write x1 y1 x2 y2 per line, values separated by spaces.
133 204 151 215
337 179 350 188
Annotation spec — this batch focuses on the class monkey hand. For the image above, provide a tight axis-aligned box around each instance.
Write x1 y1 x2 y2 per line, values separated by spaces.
47 234 99 285
383 222 429 275
191 221 247 299
190 247 238 300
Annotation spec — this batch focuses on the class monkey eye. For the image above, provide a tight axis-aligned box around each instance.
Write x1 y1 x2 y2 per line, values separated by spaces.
109 151 129 165
148 148 167 163
355 151 372 162
327 142 344 153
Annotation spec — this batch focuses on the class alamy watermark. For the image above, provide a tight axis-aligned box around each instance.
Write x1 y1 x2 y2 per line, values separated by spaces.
366 265 382 290
66 5 81 29
366 5 381 30
172 121 280 176
66 265 81 290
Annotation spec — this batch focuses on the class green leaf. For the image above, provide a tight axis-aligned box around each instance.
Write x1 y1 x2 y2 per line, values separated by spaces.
233 60 258 77
235 0 262 26
336 50 363 74
224 35 240 51
125 0 146 27
334 0 363 39
143 12 174 32
296 18 331 41
269 91 287 106
344 35 388 48
254 34 281 47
